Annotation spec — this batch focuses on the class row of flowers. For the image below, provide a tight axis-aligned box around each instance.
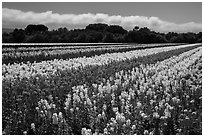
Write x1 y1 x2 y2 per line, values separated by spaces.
2 46 202 134
2 42 124 46
3 43 181 64
2 44 142 64
2 43 199 81
2 44 134 53
62 46 202 135
2 42 182 48
3 43 180 53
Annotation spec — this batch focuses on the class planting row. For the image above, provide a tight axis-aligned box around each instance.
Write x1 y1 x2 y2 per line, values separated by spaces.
3 43 181 64
64 47 202 135
3 43 180 53
2 46 202 135
2 43 126 48
2 43 200 81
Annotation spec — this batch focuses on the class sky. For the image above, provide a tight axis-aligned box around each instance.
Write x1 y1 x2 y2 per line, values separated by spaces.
2 2 202 33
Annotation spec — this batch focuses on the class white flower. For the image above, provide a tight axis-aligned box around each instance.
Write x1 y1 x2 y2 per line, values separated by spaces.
153 112 160 119
137 102 142 108
52 113 58 125
76 107 79 111
52 104 56 109
126 119 131 126
144 130 149 135
102 111 106 119
98 114 102 119
48 94 53 101
70 108 74 113
23 131 27 135
155 106 159 111
85 129 92 135
110 127 114 132
31 123 35 129
103 128 108 134
35 107 39 111
58 112 63 119
81 128 86 135
112 107 118 113
131 125 136 130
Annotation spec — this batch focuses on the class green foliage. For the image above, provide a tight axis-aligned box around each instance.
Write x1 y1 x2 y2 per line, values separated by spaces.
2 23 202 43
12 29 26 43
102 33 115 43
25 24 48 34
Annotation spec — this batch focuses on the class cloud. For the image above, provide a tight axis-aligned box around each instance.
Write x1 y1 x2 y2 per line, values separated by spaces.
2 8 202 33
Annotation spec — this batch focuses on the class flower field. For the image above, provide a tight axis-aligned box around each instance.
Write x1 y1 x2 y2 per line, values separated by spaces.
3 43 180 64
2 43 202 135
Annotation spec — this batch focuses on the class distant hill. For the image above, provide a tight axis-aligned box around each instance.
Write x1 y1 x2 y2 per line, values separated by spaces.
2 28 14 33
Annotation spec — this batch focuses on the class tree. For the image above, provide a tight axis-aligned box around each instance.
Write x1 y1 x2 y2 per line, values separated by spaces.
25 32 49 43
115 35 125 43
85 31 103 43
155 34 168 43
196 32 202 43
85 23 108 32
2 23 202 43
197 32 202 39
25 24 36 34
36 24 48 32
165 32 178 41
133 26 140 31
139 27 151 33
102 33 115 43
105 25 127 35
12 28 25 43
75 33 86 43
2 32 13 43
25 24 48 34
58 27 68 33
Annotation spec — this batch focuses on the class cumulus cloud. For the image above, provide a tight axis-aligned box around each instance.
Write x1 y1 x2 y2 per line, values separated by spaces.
2 8 202 33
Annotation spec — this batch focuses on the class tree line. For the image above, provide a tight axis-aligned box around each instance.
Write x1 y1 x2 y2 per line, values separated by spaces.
2 23 202 43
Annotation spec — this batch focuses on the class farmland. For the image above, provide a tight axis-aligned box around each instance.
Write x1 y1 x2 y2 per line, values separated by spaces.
3 43 181 64
2 43 202 135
